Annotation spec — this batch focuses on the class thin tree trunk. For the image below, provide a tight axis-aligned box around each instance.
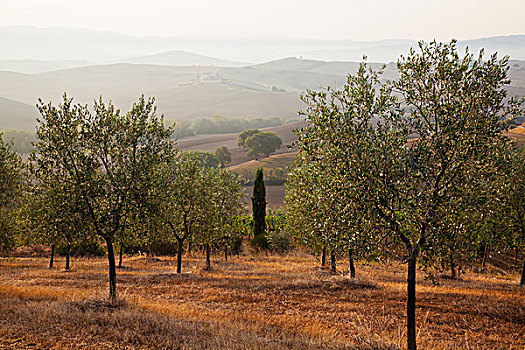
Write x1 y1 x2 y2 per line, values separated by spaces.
348 248 356 279
49 244 55 269
520 259 525 286
118 238 124 269
450 260 457 279
330 250 336 274
205 243 211 270
106 238 117 303
224 246 228 262
187 237 192 257
65 241 71 271
321 246 326 267
407 256 417 350
148 243 153 258
482 244 489 271
177 238 184 274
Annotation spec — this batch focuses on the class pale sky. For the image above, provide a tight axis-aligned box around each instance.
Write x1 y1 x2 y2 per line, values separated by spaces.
2 0 524 41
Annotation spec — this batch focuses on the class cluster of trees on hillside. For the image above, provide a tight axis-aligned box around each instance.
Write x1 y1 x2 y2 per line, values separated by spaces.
0 95 245 302
285 41 524 350
238 129 283 157
167 115 293 139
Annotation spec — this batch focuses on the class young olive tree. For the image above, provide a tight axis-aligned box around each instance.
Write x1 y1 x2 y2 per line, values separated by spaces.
34 94 175 302
24 180 86 270
0 132 23 253
286 153 347 274
152 153 209 273
197 168 244 270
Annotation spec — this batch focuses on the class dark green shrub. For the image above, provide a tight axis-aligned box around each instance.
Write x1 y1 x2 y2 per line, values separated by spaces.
250 233 269 251
267 231 294 254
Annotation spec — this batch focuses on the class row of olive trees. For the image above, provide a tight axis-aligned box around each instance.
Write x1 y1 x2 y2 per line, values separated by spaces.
285 40 524 350
1 95 244 303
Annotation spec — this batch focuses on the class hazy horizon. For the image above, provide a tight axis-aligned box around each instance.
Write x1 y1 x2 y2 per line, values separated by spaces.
2 0 524 41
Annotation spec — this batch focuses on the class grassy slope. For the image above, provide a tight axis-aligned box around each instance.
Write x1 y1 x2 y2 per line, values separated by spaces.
0 96 39 131
178 120 304 166
0 64 304 123
0 59 524 130
0 254 523 349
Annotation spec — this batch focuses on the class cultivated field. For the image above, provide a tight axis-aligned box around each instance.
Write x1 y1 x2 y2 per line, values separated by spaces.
0 253 523 349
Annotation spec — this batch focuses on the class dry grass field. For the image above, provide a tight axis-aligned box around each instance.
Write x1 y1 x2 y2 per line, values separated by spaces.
0 252 523 350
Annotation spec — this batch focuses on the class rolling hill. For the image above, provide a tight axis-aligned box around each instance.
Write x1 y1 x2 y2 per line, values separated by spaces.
121 50 248 67
3 26 525 63
0 96 39 131
177 120 304 166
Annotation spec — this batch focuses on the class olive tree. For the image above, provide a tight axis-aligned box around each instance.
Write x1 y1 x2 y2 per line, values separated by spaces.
295 41 522 350
0 132 22 253
197 168 244 270
34 94 175 302
152 153 209 273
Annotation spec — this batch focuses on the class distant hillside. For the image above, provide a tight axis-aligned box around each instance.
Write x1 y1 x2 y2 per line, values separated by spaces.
3 26 525 63
0 56 523 130
0 97 38 131
0 59 91 74
122 50 248 67
177 120 304 166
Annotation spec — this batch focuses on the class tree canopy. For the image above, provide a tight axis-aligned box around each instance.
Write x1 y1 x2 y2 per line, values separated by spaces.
287 40 524 350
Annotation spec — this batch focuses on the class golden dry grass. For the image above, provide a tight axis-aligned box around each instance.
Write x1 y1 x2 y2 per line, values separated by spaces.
0 253 523 349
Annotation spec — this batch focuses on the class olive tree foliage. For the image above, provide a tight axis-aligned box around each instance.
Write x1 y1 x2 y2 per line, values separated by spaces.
152 154 209 273
289 41 523 350
196 168 244 270
33 94 176 302
500 146 525 285
286 154 347 274
286 62 392 276
23 179 86 270
0 133 23 252
151 153 243 273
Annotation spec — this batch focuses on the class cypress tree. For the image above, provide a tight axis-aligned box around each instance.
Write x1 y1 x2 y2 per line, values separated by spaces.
251 168 266 238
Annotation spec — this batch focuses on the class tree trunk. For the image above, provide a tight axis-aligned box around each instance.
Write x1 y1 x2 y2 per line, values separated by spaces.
177 238 184 274
450 262 457 279
330 250 336 274
482 244 489 271
348 248 356 279
205 243 211 270
224 246 228 262
106 238 117 303
118 239 124 269
65 241 71 271
187 237 192 258
520 259 525 286
321 246 326 267
407 256 417 350
49 244 55 269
